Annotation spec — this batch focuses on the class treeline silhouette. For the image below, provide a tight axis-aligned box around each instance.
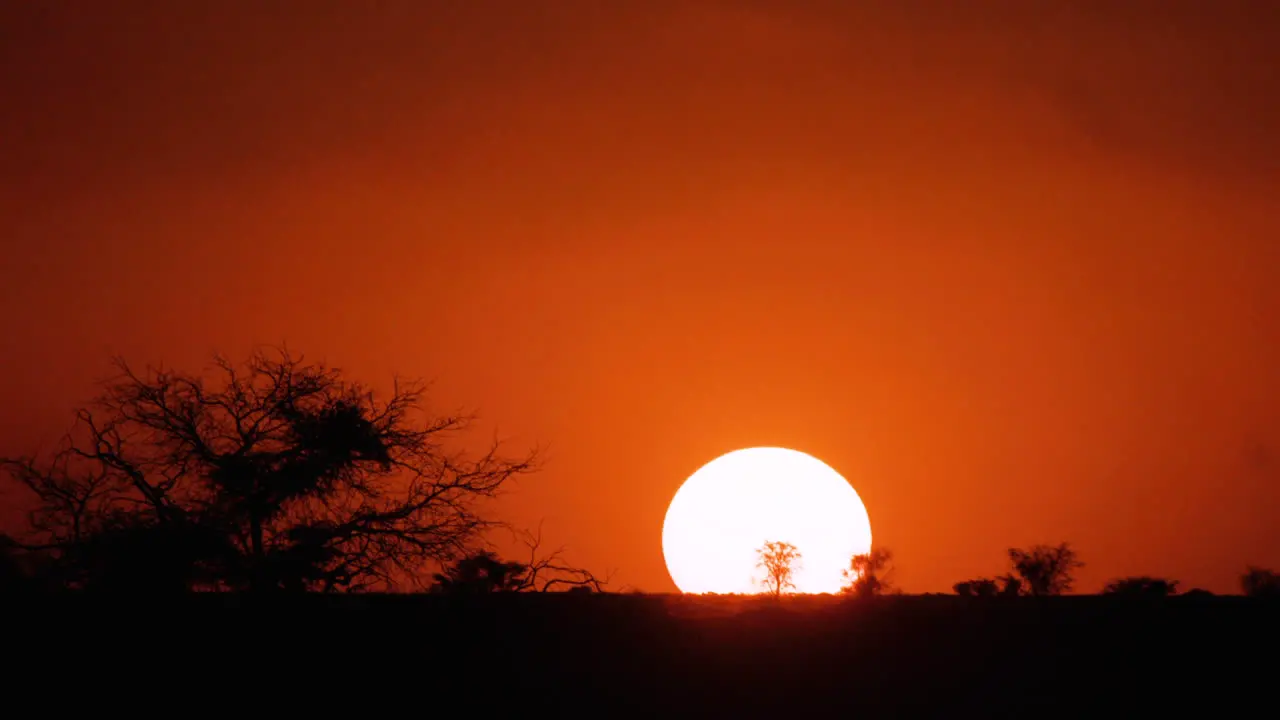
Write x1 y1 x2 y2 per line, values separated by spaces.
2 349 1276 715
4 349 1274 600
754 536 1275 601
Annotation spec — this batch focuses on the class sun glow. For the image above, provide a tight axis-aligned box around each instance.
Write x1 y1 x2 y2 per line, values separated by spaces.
661 447 873 595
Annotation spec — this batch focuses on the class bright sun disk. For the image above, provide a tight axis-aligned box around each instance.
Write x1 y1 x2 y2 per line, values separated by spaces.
661 446 873 595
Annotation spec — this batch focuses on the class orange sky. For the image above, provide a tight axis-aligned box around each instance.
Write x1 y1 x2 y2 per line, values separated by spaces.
2 1 1277 594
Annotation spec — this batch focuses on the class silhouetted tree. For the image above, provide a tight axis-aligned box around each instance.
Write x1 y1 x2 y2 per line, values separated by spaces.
756 540 801 598
1240 566 1280 597
842 547 894 597
431 525 609 594
1103 576 1179 597
954 577 1000 597
0 348 540 593
1008 542 1083 596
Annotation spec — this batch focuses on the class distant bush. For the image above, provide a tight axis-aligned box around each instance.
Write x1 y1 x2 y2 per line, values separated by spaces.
953 575 1021 597
1008 542 1083 596
1241 567 1280 597
953 577 999 597
1102 576 1179 597
842 547 894 597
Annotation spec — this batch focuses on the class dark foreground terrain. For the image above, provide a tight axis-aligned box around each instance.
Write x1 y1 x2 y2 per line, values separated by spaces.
14 592 1275 717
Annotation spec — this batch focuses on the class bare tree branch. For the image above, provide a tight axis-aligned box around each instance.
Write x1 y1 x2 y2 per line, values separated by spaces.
516 522 612 593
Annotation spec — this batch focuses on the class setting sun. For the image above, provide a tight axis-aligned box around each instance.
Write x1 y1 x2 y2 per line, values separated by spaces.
661 447 873 594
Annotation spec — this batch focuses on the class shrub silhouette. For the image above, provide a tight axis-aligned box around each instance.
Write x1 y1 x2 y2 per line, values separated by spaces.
432 551 529 594
430 526 607 594
843 547 894 597
1103 576 1179 597
954 577 1000 597
1240 567 1280 597
1008 542 1083 596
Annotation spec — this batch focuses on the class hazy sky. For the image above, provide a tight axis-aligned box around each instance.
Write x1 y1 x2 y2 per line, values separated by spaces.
2 0 1277 593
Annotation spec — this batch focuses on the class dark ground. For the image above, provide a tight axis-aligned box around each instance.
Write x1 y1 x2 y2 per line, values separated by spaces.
13 592 1274 717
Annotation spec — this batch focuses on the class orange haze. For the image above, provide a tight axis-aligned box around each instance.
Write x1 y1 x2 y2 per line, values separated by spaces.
1 1 1277 594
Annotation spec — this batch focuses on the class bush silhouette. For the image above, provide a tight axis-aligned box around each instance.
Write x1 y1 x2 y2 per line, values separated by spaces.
843 547 895 597
432 551 529 594
1241 567 1280 597
954 577 1000 597
1102 576 1179 597
1008 542 1083 596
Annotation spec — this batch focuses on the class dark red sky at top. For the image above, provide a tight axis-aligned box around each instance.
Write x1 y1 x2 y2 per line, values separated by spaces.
1 1 1277 593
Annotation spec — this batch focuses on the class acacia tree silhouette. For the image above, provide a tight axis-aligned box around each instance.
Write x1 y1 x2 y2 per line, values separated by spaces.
1008 542 1083 596
842 547 894 597
756 540 801 598
0 348 541 593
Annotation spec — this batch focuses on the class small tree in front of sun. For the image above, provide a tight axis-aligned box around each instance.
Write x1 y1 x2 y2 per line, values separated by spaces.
756 540 802 598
